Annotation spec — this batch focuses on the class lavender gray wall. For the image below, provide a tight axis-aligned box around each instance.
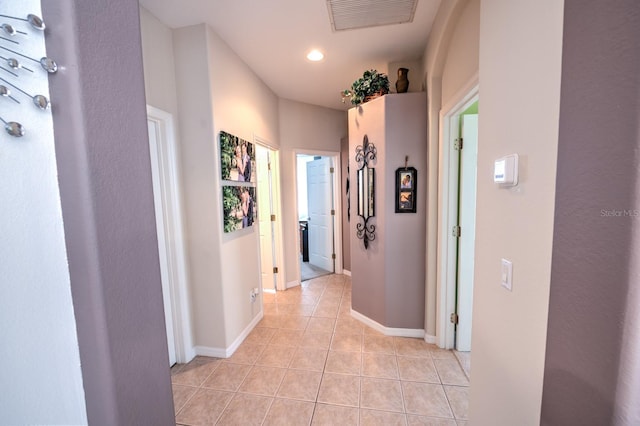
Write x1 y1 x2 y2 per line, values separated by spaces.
541 1 640 425
43 1 175 424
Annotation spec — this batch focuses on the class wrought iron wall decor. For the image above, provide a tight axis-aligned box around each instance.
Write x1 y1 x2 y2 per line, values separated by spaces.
355 134 376 249
0 6 57 140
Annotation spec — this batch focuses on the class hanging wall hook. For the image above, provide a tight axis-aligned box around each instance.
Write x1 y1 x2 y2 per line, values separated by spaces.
404 155 408 169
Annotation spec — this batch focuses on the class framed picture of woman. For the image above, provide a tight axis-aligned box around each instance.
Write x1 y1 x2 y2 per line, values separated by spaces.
395 167 417 213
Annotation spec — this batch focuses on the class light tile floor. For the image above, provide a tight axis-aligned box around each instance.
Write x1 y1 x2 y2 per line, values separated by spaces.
172 274 469 425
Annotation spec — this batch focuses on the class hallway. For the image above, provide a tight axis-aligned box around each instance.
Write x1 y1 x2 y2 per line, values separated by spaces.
171 275 469 425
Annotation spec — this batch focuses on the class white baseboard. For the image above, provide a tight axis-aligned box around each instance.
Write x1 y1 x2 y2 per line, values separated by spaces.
286 280 300 289
263 288 276 294
424 334 437 344
342 269 352 277
194 310 264 359
351 309 425 338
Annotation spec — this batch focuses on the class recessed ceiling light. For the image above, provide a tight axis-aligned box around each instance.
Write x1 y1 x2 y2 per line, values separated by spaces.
306 49 324 62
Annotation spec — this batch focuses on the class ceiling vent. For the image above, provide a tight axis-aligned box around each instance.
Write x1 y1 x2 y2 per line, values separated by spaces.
326 0 418 31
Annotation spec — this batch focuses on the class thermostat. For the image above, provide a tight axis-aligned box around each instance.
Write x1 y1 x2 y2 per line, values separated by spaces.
494 154 519 186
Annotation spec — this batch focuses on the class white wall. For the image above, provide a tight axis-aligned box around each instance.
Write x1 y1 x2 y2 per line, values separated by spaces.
140 7 180 116
469 1 564 424
0 3 86 423
206 26 280 346
278 98 347 286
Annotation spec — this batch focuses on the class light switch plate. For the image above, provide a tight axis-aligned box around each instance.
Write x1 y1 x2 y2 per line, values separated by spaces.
501 259 513 291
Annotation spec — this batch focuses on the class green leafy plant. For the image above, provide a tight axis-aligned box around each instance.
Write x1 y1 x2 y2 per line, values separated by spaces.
222 186 241 233
220 131 235 180
342 69 390 106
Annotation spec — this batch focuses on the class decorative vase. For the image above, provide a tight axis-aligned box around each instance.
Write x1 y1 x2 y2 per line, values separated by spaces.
396 68 409 93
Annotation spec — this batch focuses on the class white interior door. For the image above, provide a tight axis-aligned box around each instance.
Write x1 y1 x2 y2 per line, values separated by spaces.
256 146 276 292
147 119 177 366
306 157 334 272
456 114 479 352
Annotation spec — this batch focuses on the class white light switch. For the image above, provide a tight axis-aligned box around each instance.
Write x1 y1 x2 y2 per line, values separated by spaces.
501 259 513 291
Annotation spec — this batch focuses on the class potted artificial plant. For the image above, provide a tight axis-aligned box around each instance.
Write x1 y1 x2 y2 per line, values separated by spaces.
342 69 390 106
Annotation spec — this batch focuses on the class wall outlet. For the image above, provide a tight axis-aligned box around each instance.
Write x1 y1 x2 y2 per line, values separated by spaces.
250 288 259 303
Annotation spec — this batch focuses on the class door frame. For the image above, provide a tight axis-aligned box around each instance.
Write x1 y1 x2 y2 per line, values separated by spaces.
146 105 195 363
293 149 343 283
255 136 286 292
436 76 479 349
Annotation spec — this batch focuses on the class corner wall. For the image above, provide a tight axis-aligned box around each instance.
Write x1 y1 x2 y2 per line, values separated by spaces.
469 1 564 424
541 1 640 424
43 0 175 423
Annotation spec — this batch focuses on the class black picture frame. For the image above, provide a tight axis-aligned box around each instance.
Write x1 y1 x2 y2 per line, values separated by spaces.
395 167 417 213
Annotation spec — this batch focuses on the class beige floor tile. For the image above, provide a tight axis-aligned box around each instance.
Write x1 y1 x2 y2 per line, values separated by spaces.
256 345 297 368
171 358 220 386
318 295 342 306
363 334 396 354
397 356 440 383
331 333 363 352
285 303 317 316
433 359 469 386
289 347 328 372
276 369 322 401
402 382 453 418
431 347 457 360
238 366 287 396
306 317 336 333
393 337 432 358
201 362 252 392
362 353 399 379
170 363 184 376
216 392 272 425
335 317 365 335
263 303 279 315
325 350 362 375
257 314 281 328
456 421 467 426
360 378 404 413
269 329 305 346
171 384 197 414
407 416 458 426
317 373 361 407
360 409 408 426
244 326 277 345
300 331 332 349
312 403 359 426
226 343 266 365
364 326 386 336
444 386 469 420
175 388 233 425
263 398 315 426
279 314 310 330
313 303 340 318
453 351 471 379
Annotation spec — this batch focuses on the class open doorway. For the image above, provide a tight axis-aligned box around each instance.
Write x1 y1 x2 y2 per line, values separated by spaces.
255 140 285 294
296 153 340 282
438 82 478 379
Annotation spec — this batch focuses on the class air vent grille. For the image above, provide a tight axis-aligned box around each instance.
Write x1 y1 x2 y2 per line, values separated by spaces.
326 0 418 31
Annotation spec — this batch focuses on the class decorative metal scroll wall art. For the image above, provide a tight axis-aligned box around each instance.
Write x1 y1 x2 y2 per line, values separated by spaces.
355 135 376 249
0 9 57 138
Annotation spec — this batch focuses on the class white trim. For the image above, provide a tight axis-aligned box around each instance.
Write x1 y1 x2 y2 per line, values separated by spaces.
194 310 264 358
286 280 300 289
436 76 479 350
424 334 437 344
263 288 276 294
351 309 425 338
292 149 343 283
342 269 352 277
254 136 287 292
146 105 194 364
